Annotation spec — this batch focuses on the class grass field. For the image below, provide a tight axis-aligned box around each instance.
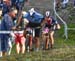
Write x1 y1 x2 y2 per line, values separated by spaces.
0 0 75 61
0 24 75 61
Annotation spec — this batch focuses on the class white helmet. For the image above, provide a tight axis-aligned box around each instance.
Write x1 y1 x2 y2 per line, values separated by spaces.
45 11 50 17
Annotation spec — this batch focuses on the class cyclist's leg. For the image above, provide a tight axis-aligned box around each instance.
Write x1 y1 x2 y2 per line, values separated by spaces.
49 31 54 48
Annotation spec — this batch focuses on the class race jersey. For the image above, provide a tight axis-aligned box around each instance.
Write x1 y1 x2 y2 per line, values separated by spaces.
23 11 44 28
45 17 58 28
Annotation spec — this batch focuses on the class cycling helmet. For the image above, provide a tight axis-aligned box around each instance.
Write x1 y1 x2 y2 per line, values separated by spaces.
45 11 50 17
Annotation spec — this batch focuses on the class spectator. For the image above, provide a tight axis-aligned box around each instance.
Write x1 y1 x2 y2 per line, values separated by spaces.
11 0 16 7
0 0 3 8
14 18 28 54
55 0 61 11
10 11 28 54
2 0 12 16
61 0 69 9
0 9 2 57
74 0 75 8
14 31 26 54
25 0 30 5
15 0 25 10
0 8 17 56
